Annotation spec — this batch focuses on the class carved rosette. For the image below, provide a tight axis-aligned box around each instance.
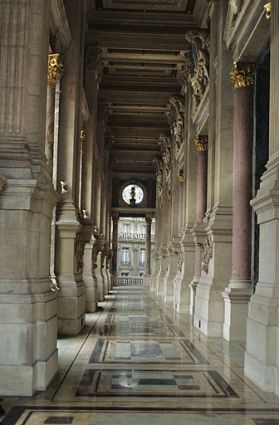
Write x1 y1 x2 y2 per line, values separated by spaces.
85 46 104 84
194 135 208 151
200 237 213 274
230 63 255 88
47 54 63 88
74 232 85 271
185 30 210 116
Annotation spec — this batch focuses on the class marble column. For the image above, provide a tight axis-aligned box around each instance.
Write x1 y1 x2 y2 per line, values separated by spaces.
222 63 254 341
81 46 103 313
190 136 208 316
143 216 152 287
112 214 119 286
0 0 60 396
46 54 63 170
245 0 279 396
47 55 63 292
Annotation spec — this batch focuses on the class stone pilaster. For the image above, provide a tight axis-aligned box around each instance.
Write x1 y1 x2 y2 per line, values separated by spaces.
222 63 254 342
245 0 279 396
143 216 152 288
112 214 119 286
94 238 106 301
193 0 234 337
162 238 180 303
0 0 60 396
55 0 86 335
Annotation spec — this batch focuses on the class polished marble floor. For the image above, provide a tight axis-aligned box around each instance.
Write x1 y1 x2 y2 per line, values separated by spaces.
1 286 279 424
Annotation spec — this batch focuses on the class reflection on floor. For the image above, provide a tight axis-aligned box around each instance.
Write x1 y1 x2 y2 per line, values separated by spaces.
1 286 279 425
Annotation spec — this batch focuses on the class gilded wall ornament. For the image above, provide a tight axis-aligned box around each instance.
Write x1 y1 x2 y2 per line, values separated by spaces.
200 236 213 274
195 135 208 151
74 232 85 271
264 2 271 19
47 54 63 88
230 63 255 88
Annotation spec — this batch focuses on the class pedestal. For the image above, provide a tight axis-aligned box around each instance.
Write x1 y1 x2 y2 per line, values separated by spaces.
55 203 86 335
0 180 59 395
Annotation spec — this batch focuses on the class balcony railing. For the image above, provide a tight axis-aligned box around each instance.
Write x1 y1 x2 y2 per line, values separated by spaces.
117 276 143 286
118 233 155 242
139 261 145 267
121 261 130 266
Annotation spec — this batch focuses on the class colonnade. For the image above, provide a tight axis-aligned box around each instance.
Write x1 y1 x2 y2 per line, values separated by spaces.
150 0 279 398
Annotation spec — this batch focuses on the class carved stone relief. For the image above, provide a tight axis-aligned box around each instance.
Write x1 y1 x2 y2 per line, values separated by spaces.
185 30 210 117
74 232 85 271
200 236 213 274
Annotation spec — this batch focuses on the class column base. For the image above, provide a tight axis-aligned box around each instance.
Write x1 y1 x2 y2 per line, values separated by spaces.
189 276 199 316
143 273 151 288
0 291 58 396
222 282 252 342
194 279 226 337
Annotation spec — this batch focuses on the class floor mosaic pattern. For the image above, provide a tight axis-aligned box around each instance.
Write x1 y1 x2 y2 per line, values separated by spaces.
1 287 279 424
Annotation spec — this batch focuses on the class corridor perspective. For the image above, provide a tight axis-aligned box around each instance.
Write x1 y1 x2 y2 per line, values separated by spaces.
1 286 279 424
1 0 279 422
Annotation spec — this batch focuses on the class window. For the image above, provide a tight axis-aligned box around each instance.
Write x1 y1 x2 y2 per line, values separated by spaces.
142 225 146 235
123 223 130 233
121 248 129 264
121 273 129 277
139 249 145 266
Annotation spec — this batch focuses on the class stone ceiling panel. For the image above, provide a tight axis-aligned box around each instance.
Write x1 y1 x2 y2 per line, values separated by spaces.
96 0 196 13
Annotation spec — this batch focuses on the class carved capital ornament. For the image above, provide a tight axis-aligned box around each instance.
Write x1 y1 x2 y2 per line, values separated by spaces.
47 54 63 88
230 63 255 88
195 135 208 151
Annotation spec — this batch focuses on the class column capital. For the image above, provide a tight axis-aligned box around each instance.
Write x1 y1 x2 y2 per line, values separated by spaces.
47 54 63 88
177 169 184 182
112 214 119 225
145 216 153 226
80 129 86 145
195 135 208 151
264 2 271 19
230 63 255 88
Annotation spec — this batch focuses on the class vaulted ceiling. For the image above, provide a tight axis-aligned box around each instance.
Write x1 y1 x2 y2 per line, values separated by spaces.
86 0 208 177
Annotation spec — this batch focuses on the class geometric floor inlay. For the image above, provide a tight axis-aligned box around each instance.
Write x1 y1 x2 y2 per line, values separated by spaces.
89 339 208 364
75 368 238 398
2 286 279 425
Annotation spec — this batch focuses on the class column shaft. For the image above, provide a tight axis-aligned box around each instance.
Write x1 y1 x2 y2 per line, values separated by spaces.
145 217 152 274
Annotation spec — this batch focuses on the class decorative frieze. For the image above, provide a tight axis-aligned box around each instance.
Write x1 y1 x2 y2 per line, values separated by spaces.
194 135 208 151
47 54 63 88
230 63 255 88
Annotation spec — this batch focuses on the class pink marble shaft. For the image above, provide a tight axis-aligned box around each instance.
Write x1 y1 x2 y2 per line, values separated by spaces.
231 85 253 281
195 149 207 277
